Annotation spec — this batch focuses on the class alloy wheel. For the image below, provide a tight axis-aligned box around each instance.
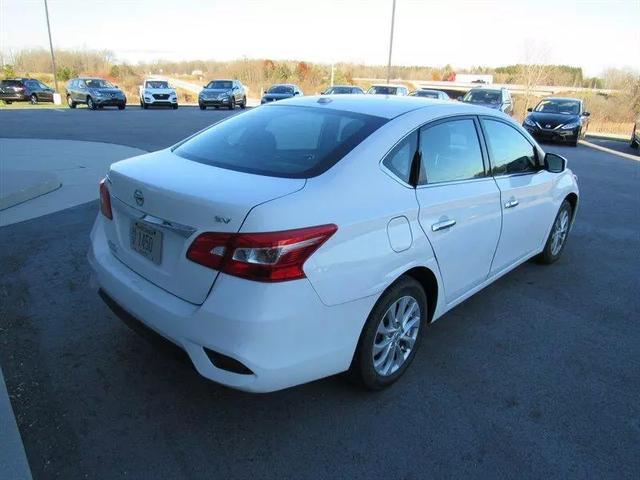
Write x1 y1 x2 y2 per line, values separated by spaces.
372 296 421 376
550 208 570 256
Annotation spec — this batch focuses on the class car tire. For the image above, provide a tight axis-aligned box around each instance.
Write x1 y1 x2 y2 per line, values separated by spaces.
536 199 573 265
30 94 38 105
240 96 247 109
199 103 206 110
87 97 96 110
173 104 178 110
228 97 235 110
118 104 125 110
631 126 639 149
67 96 76 108
349 276 427 390
3 100 12 105
142 100 148 110
214 106 219 109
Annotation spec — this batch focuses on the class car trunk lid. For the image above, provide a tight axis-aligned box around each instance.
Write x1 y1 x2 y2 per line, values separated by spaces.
104 149 305 304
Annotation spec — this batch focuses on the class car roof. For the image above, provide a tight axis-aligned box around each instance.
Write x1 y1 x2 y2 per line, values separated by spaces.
540 96 582 102
330 85 360 88
270 83 298 87
270 94 501 120
371 84 405 87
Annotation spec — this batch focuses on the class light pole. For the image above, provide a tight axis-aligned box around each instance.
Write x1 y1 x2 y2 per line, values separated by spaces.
43 0 58 92
386 0 396 84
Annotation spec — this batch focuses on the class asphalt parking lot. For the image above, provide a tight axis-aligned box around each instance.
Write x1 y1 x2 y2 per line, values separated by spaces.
1 108 639 479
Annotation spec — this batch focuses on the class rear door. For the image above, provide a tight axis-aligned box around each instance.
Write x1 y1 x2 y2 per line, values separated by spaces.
415 116 502 304
480 117 557 273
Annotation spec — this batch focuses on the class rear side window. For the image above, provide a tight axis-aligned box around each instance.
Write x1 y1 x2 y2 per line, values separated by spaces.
1 80 22 87
174 105 386 178
382 132 417 184
418 119 485 184
483 119 537 175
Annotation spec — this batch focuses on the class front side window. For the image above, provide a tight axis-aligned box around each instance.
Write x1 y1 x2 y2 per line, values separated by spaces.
382 132 417 184
174 105 386 178
483 119 537 175
418 119 485 185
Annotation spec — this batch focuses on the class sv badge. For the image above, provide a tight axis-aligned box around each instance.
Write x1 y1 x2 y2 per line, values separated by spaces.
215 215 231 224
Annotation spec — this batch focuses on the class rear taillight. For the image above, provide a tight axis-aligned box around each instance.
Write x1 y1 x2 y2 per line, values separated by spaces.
99 178 113 220
187 224 337 282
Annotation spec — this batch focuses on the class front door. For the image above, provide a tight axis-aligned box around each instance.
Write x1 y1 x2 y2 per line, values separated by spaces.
480 117 557 273
415 117 502 304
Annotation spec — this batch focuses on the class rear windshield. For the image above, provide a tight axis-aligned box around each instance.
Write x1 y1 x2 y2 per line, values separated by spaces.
415 91 439 98
268 85 294 94
368 86 398 95
174 105 387 178
463 90 501 104
1 80 23 87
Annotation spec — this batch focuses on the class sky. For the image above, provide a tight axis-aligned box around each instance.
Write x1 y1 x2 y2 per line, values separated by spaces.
1 0 639 77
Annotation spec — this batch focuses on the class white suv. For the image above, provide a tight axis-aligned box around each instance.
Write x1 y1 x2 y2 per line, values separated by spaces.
139 79 178 109
89 95 578 392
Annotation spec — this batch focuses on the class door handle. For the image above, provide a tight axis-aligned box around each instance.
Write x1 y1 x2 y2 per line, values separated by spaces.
431 219 456 231
504 199 519 209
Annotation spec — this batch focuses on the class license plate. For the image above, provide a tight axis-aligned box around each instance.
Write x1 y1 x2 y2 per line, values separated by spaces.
130 221 162 264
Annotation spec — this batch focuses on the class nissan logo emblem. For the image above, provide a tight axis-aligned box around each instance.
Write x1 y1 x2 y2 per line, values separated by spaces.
546 124 552 128
134 190 144 207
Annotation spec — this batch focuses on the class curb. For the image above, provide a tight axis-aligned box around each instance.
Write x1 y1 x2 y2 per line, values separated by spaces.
585 133 630 142
0 366 33 480
579 140 639 161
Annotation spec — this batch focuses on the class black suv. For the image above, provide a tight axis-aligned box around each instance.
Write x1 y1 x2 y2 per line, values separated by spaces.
460 87 513 115
198 80 247 110
66 78 126 110
0 78 55 104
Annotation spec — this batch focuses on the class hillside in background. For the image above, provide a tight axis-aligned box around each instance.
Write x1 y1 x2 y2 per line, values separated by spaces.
2 48 638 134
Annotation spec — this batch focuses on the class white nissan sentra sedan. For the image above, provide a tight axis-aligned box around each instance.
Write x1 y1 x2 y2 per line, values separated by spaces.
89 95 578 392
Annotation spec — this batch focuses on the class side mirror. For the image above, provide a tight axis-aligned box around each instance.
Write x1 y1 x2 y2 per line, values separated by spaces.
457 96 463 101
584 111 590 116
263 90 268 95
544 153 567 173
293 91 299 95
115 85 119 89
527 107 533 112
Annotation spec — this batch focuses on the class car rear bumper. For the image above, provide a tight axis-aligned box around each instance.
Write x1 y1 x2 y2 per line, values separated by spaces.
0 93 28 101
88 216 373 392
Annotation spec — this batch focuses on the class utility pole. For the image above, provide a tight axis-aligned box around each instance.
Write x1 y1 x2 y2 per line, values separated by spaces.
330 63 335 86
386 0 396 84
44 0 58 92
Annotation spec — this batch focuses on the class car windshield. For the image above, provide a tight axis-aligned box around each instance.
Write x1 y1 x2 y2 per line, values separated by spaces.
463 90 501 104
173 105 387 178
268 85 294 94
146 81 169 88
368 86 398 95
534 99 580 115
327 87 353 94
415 91 439 98
85 79 115 89
207 81 232 89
